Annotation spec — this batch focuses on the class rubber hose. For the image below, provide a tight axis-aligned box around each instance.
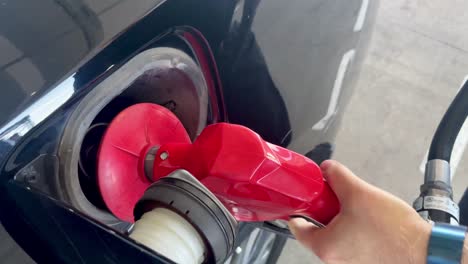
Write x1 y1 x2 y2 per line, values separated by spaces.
428 80 468 162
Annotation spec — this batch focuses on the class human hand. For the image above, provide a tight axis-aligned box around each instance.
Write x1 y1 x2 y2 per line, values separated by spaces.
289 160 431 264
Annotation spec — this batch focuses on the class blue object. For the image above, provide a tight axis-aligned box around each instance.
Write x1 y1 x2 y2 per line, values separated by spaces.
428 223 467 264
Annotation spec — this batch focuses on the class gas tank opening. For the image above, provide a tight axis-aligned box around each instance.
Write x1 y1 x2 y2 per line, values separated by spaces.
57 48 210 229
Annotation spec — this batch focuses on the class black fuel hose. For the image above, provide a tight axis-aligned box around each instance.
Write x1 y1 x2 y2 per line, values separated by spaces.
428 80 468 162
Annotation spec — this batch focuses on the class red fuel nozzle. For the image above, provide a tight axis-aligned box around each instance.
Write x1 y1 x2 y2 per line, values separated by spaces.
98 103 339 224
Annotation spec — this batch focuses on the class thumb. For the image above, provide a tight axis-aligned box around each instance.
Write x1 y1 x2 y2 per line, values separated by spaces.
288 217 322 251
320 160 368 208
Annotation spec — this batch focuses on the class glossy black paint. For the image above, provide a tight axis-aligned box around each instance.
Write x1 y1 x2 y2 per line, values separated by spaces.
3 182 170 263
0 0 377 262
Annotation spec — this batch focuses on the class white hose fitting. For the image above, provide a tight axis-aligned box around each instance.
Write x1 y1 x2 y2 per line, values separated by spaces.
130 207 206 264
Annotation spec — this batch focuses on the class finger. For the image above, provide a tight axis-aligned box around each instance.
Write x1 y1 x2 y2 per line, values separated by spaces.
320 160 368 207
288 217 322 250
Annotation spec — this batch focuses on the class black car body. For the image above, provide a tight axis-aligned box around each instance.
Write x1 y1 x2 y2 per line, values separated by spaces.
0 0 377 262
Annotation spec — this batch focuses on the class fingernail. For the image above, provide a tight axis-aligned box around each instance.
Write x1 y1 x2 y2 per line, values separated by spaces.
320 160 334 171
